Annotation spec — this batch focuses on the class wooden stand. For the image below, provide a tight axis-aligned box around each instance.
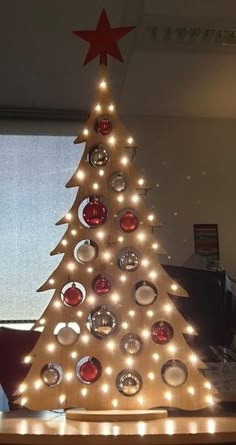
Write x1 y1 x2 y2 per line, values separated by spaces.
66 409 168 422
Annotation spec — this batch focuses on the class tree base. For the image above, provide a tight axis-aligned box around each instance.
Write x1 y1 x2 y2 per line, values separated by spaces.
66 409 168 422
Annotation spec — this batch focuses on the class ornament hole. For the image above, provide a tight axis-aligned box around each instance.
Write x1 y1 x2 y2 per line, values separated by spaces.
109 171 127 193
116 369 142 396
88 144 110 167
120 333 143 356
41 363 63 387
78 196 107 228
74 239 98 263
87 305 119 339
54 322 80 346
134 281 157 306
151 321 174 345
95 116 113 136
117 208 139 233
76 356 102 384
61 282 86 307
118 247 141 272
161 360 188 387
93 274 112 295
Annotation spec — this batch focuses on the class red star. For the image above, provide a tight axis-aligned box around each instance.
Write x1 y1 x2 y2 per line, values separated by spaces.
73 9 135 66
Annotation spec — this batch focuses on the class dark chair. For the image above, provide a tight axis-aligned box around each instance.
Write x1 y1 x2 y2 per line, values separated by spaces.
0 327 40 409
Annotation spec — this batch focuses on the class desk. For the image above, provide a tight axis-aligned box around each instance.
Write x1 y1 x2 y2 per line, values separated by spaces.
1 411 236 445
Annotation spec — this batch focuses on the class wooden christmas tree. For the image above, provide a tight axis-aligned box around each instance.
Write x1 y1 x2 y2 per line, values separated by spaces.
17 9 215 412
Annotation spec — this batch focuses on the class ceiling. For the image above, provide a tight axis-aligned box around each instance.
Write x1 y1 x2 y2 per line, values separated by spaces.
1 0 236 119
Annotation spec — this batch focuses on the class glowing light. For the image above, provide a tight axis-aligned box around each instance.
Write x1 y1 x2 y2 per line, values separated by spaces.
88 295 95 304
54 300 61 308
171 284 178 291
99 80 107 90
103 251 111 261
39 318 46 325
138 178 144 186
87 267 93 273
122 321 129 330
112 399 118 408
23 356 32 364
105 367 113 375
47 343 55 352
186 325 195 334
141 258 150 267
98 169 104 176
120 275 127 282
34 380 42 390
97 230 105 240
107 340 115 351
18 383 27 393
188 386 195 395
77 310 83 318
126 357 133 366
49 278 55 285
95 104 101 112
168 344 177 353
131 194 139 203
147 310 154 318
83 128 89 136
118 236 124 242
77 170 85 180
148 372 155 381
204 381 212 390
81 334 89 344
137 421 146 436
65 212 72 221
61 239 67 246
189 354 198 364
152 353 159 361
127 136 134 145
137 232 146 241
65 372 73 382
138 397 144 406
108 104 115 112
102 384 109 393
149 270 158 279
67 262 76 271
81 388 88 397
128 310 135 317
163 303 172 313
121 156 129 166
20 397 28 406
152 242 159 250
142 329 150 339
93 182 99 190
108 136 116 146
207 419 216 434
71 351 77 359
206 395 214 406
59 394 66 404
165 391 172 401
71 229 77 236
117 195 124 203
147 214 154 221
111 293 119 303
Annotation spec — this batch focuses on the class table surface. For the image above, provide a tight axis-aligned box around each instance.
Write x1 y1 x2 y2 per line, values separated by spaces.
1 410 236 445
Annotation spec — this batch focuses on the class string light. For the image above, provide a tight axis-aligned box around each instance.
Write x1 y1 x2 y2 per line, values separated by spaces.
20 397 28 406
127 136 134 145
98 169 104 176
102 384 109 393
18 383 27 393
147 310 154 318
39 318 46 325
120 275 127 282
77 170 85 180
65 212 72 221
23 356 32 364
168 344 177 353
107 340 115 351
142 329 150 338
111 293 119 303
61 239 67 246
149 270 158 279
108 104 115 112
99 80 107 90
138 178 144 186
186 325 195 334
148 372 155 380
171 284 178 291
87 267 93 273
71 351 77 359
138 396 144 405
67 262 76 271
152 353 159 361
71 229 77 236
53 300 61 308
206 395 214 405
204 381 212 389
189 353 198 364
81 334 89 344
152 242 159 250
97 230 105 240
112 399 118 408
59 394 66 404
95 104 101 112
121 321 129 329
108 136 116 146
88 295 95 304
34 380 42 390
103 251 111 261
126 357 133 366
147 214 154 222
187 386 195 395
93 182 99 190
105 367 113 375
131 194 139 203
165 391 172 401
83 128 89 136
163 303 172 313
121 156 129 165
65 372 73 382
49 278 55 285
137 232 146 242
118 236 124 242
141 258 150 267
128 310 135 317
77 310 83 318
47 343 55 352
81 388 88 397
117 195 124 203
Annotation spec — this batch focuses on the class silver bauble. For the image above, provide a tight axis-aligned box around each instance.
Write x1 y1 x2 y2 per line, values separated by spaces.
110 172 127 192
56 326 78 346
41 363 63 387
89 144 109 167
116 369 142 396
135 282 157 306
162 360 188 387
119 249 140 272
121 333 143 355
75 242 97 263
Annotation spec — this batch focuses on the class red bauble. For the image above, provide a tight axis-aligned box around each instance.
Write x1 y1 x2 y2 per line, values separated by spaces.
83 199 107 227
63 285 83 307
95 118 113 136
152 321 174 344
93 275 111 295
79 360 99 383
120 211 138 232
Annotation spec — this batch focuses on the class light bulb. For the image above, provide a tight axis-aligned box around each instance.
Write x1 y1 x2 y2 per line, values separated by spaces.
20 397 28 406
118 236 124 242
147 214 154 221
165 391 172 401
103 251 111 260
131 194 139 203
23 356 32 364
206 395 214 405
171 284 178 291
107 341 115 351
99 80 107 90
47 343 55 352
128 310 135 317
87 267 93 273
97 230 105 240
93 182 99 190
138 397 144 405
204 381 212 389
83 128 89 136
142 329 150 338
121 156 128 166
189 354 198 364
120 275 126 282
112 399 118 408
88 295 95 304
65 372 73 382
121 321 129 329
54 300 61 308
19 383 27 393
141 258 150 267
81 334 89 344
108 136 116 146
149 270 158 279
95 104 101 112
152 242 159 250
148 372 155 380
138 178 144 186
163 303 172 313
81 388 88 397
152 353 159 361
168 344 177 353
147 310 154 318
59 394 66 404
111 293 119 303
186 325 195 334
71 351 77 359
187 386 195 395
67 262 76 271
65 212 72 221
77 310 83 317
108 104 115 112
61 239 67 246
117 195 124 203
77 170 85 180
39 319 46 325
98 169 104 176
127 136 134 145
49 278 55 285
105 367 113 375
126 357 133 366
102 384 109 393
71 229 77 236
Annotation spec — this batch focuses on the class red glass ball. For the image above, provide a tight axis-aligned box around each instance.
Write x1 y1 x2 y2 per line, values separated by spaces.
63 286 83 307
93 275 111 295
79 360 99 383
120 211 138 232
95 118 113 136
83 200 107 227
152 321 174 344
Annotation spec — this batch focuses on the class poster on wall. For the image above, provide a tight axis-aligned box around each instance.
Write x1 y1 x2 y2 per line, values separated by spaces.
194 224 220 270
